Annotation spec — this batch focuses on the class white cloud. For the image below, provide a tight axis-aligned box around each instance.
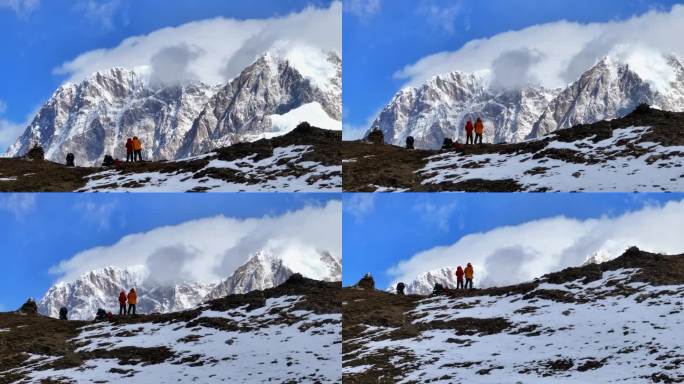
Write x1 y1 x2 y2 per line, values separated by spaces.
0 194 36 219
344 194 375 222
54 2 341 85
395 5 684 89
418 1 464 34
389 199 684 288
50 201 342 284
74 200 118 230
413 199 458 231
0 0 39 17
342 122 369 140
344 0 381 21
72 0 121 30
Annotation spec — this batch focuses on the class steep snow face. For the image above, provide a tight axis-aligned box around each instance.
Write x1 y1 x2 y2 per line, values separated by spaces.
22 296 341 383
348 268 684 383
372 54 684 149
178 50 342 157
207 249 341 299
37 266 215 320
5 49 342 165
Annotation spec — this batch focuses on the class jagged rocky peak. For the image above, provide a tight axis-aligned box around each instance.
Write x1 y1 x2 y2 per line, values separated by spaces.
5 47 341 165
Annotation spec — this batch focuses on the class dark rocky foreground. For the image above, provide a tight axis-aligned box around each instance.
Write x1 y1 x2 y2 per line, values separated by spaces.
0 124 341 192
342 247 684 383
343 105 684 192
0 275 341 383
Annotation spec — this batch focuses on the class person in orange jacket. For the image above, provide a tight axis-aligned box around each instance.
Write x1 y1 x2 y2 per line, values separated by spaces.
474 118 484 145
127 288 137 315
125 138 134 162
132 136 142 162
464 119 474 145
465 263 474 290
118 290 127 315
455 265 465 289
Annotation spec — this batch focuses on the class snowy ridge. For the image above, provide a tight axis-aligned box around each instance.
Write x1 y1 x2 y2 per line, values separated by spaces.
7 278 341 383
344 249 684 383
371 53 684 149
5 47 342 166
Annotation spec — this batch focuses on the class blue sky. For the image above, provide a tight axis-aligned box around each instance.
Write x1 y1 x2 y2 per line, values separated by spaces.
0 0 336 150
342 193 684 288
343 0 684 136
0 193 338 311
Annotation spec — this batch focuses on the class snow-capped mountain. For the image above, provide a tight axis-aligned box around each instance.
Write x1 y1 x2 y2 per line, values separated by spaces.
39 247 341 320
370 54 684 149
38 266 215 320
5 48 341 165
207 249 342 298
345 247 684 382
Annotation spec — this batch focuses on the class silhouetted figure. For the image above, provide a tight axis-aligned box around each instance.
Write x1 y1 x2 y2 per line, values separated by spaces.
127 288 137 315
118 290 127 315
474 118 484 145
125 138 134 162
65 153 75 167
405 136 415 150
396 282 406 295
59 307 68 320
464 119 474 145
455 265 464 289
465 263 474 290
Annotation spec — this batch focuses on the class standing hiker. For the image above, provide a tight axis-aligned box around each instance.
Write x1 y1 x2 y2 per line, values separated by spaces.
118 290 127 315
125 138 134 163
59 307 68 320
465 263 474 290
127 288 137 315
132 136 143 162
464 119 474 145
474 118 484 145
455 265 465 289
396 282 406 295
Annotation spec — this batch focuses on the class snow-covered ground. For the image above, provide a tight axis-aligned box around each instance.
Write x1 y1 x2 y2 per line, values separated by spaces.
345 268 684 383
419 126 684 192
79 144 341 192
14 296 341 383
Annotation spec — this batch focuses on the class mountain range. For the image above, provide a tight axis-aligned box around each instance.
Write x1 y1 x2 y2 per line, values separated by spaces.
369 54 684 149
5 48 341 166
38 248 341 320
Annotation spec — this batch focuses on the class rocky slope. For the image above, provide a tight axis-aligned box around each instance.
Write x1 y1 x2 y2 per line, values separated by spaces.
5 49 341 166
369 54 684 149
39 246 341 321
343 104 684 192
0 123 341 192
343 247 684 383
1 275 341 383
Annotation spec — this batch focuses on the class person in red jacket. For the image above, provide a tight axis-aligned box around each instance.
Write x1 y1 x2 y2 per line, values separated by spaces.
118 290 127 315
464 119 474 145
455 265 465 289
125 138 134 162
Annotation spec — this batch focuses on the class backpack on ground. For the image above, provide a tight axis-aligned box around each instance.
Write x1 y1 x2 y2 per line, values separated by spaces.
433 283 444 295
441 138 453 150
405 136 415 150
396 282 406 295
101 155 114 167
95 308 107 321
